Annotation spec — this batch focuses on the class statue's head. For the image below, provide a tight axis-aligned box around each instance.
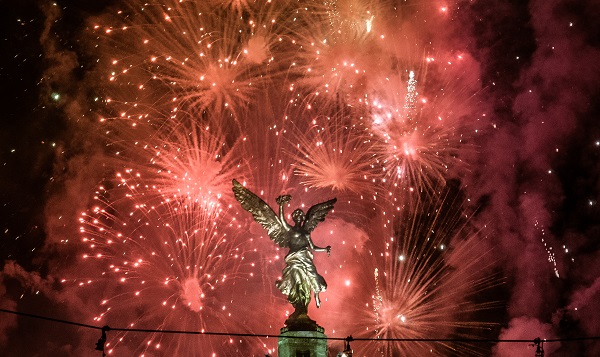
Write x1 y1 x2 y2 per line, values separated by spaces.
292 209 305 224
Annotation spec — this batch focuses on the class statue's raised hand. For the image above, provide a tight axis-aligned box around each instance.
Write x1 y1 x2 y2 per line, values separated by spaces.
276 194 292 206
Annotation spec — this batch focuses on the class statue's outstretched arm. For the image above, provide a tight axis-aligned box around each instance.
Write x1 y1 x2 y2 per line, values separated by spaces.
276 195 292 230
307 236 331 256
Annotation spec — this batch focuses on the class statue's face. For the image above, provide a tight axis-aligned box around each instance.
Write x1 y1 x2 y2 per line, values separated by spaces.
292 209 305 223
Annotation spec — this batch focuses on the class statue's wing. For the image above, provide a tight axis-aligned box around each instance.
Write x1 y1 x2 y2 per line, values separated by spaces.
232 179 288 247
303 198 337 233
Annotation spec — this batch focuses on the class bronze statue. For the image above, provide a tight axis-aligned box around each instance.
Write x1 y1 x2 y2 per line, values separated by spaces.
232 179 336 330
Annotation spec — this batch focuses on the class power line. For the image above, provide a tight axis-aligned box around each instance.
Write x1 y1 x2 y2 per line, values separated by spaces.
1 307 101 330
2 308 600 344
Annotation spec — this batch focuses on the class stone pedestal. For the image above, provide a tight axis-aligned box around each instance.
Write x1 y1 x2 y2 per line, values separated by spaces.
278 329 328 357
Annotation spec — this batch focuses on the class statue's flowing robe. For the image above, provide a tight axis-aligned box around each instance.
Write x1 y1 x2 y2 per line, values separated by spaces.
276 248 327 307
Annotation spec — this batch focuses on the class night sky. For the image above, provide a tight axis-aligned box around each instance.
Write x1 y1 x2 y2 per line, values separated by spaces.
1 0 600 356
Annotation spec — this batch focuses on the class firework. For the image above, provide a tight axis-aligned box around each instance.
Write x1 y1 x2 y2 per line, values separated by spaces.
75 183 279 355
286 0 393 112
90 0 296 123
101 115 246 214
346 186 499 356
369 70 471 197
288 111 379 194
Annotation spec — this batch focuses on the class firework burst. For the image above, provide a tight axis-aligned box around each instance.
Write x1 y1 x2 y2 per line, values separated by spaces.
346 187 499 356
288 2 391 111
102 116 246 214
369 70 470 196
90 0 296 123
288 111 379 195
74 185 273 355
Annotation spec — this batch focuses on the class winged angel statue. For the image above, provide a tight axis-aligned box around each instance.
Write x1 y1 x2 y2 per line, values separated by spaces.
232 179 336 329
